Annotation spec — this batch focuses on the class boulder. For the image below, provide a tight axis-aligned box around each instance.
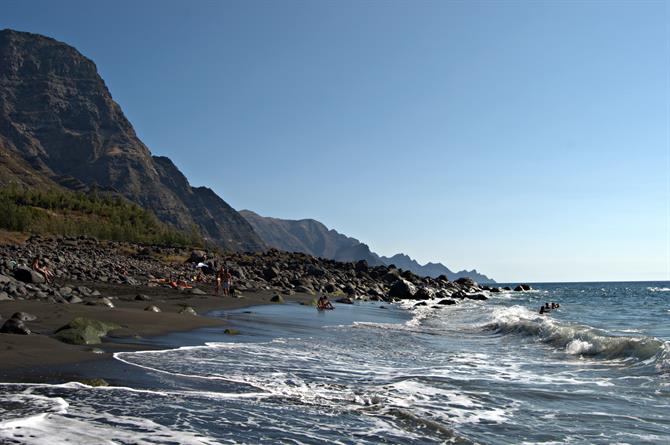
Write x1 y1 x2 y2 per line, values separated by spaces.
188 288 206 295
67 295 83 304
121 276 139 286
11 312 37 322
135 294 152 301
452 291 467 300
355 260 369 272
144 305 161 312
0 274 15 284
307 265 326 277
54 317 120 345
413 287 435 300
187 250 207 263
263 267 279 281
97 297 115 308
455 277 476 288
0 291 12 301
465 293 488 301
514 285 524 292
388 279 417 299
224 328 240 335
179 307 197 316
437 298 457 305
0 318 31 335
295 285 315 295
520 284 532 291
13 267 45 284
336 297 354 304
270 294 284 303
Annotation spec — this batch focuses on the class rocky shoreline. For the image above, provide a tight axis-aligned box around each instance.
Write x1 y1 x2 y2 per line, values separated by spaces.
0 235 527 307
0 235 531 370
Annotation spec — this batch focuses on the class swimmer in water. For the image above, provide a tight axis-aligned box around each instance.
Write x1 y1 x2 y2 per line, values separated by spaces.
317 295 334 310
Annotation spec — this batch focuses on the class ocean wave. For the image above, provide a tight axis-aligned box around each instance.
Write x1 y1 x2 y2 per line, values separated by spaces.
648 287 670 292
481 306 670 370
0 383 225 445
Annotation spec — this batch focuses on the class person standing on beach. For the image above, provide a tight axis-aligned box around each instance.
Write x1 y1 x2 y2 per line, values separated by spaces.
215 266 225 296
224 269 233 296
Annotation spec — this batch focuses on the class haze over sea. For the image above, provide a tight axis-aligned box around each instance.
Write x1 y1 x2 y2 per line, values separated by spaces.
1 281 668 444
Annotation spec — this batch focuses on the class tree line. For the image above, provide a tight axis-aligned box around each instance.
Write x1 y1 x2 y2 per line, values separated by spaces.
0 185 204 247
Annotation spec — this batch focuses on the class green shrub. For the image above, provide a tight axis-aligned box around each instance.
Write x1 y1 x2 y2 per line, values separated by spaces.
0 185 204 246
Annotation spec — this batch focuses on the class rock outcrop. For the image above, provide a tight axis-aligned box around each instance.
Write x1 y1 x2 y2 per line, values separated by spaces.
0 29 264 252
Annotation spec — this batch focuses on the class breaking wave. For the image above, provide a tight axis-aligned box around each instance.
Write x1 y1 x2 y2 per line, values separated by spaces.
481 305 670 370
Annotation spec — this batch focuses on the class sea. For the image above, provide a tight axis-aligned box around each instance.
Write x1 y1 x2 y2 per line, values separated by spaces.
0 281 668 444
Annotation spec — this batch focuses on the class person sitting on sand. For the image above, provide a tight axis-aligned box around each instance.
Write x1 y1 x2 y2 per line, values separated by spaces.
317 295 334 310
32 256 53 283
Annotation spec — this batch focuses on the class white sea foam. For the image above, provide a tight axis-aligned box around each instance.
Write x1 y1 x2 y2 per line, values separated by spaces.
648 287 670 292
0 408 221 445
482 305 670 369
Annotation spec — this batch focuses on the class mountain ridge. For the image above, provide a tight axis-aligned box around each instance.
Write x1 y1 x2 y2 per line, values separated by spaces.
0 28 264 251
241 210 495 283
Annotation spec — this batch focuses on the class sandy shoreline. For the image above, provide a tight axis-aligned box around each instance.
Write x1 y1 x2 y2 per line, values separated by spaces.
0 281 315 380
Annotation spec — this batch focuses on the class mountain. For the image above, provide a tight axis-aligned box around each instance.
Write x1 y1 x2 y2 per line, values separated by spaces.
0 29 264 251
241 210 496 283
240 210 382 265
378 253 495 284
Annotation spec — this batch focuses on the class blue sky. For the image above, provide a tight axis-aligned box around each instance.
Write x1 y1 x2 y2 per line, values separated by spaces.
2 0 668 282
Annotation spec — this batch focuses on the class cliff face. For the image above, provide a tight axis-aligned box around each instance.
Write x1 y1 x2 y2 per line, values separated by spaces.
0 29 264 251
240 210 496 283
240 210 383 265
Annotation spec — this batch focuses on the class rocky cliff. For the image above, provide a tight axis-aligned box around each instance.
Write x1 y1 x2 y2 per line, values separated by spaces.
240 210 382 265
0 29 264 251
240 210 495 283
378 253 495 284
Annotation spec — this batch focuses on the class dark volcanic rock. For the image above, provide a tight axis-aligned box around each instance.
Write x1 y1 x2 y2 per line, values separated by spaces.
455 277 476 288
263 267 279 281
413 287 435 300
0 318 30 334
13 267 45 284
437 298 456 305
388 279 417 299
10 312 36 322
0 29 264 251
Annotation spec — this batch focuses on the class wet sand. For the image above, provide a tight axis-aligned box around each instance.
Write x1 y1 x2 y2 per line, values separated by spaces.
0 281 314 377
